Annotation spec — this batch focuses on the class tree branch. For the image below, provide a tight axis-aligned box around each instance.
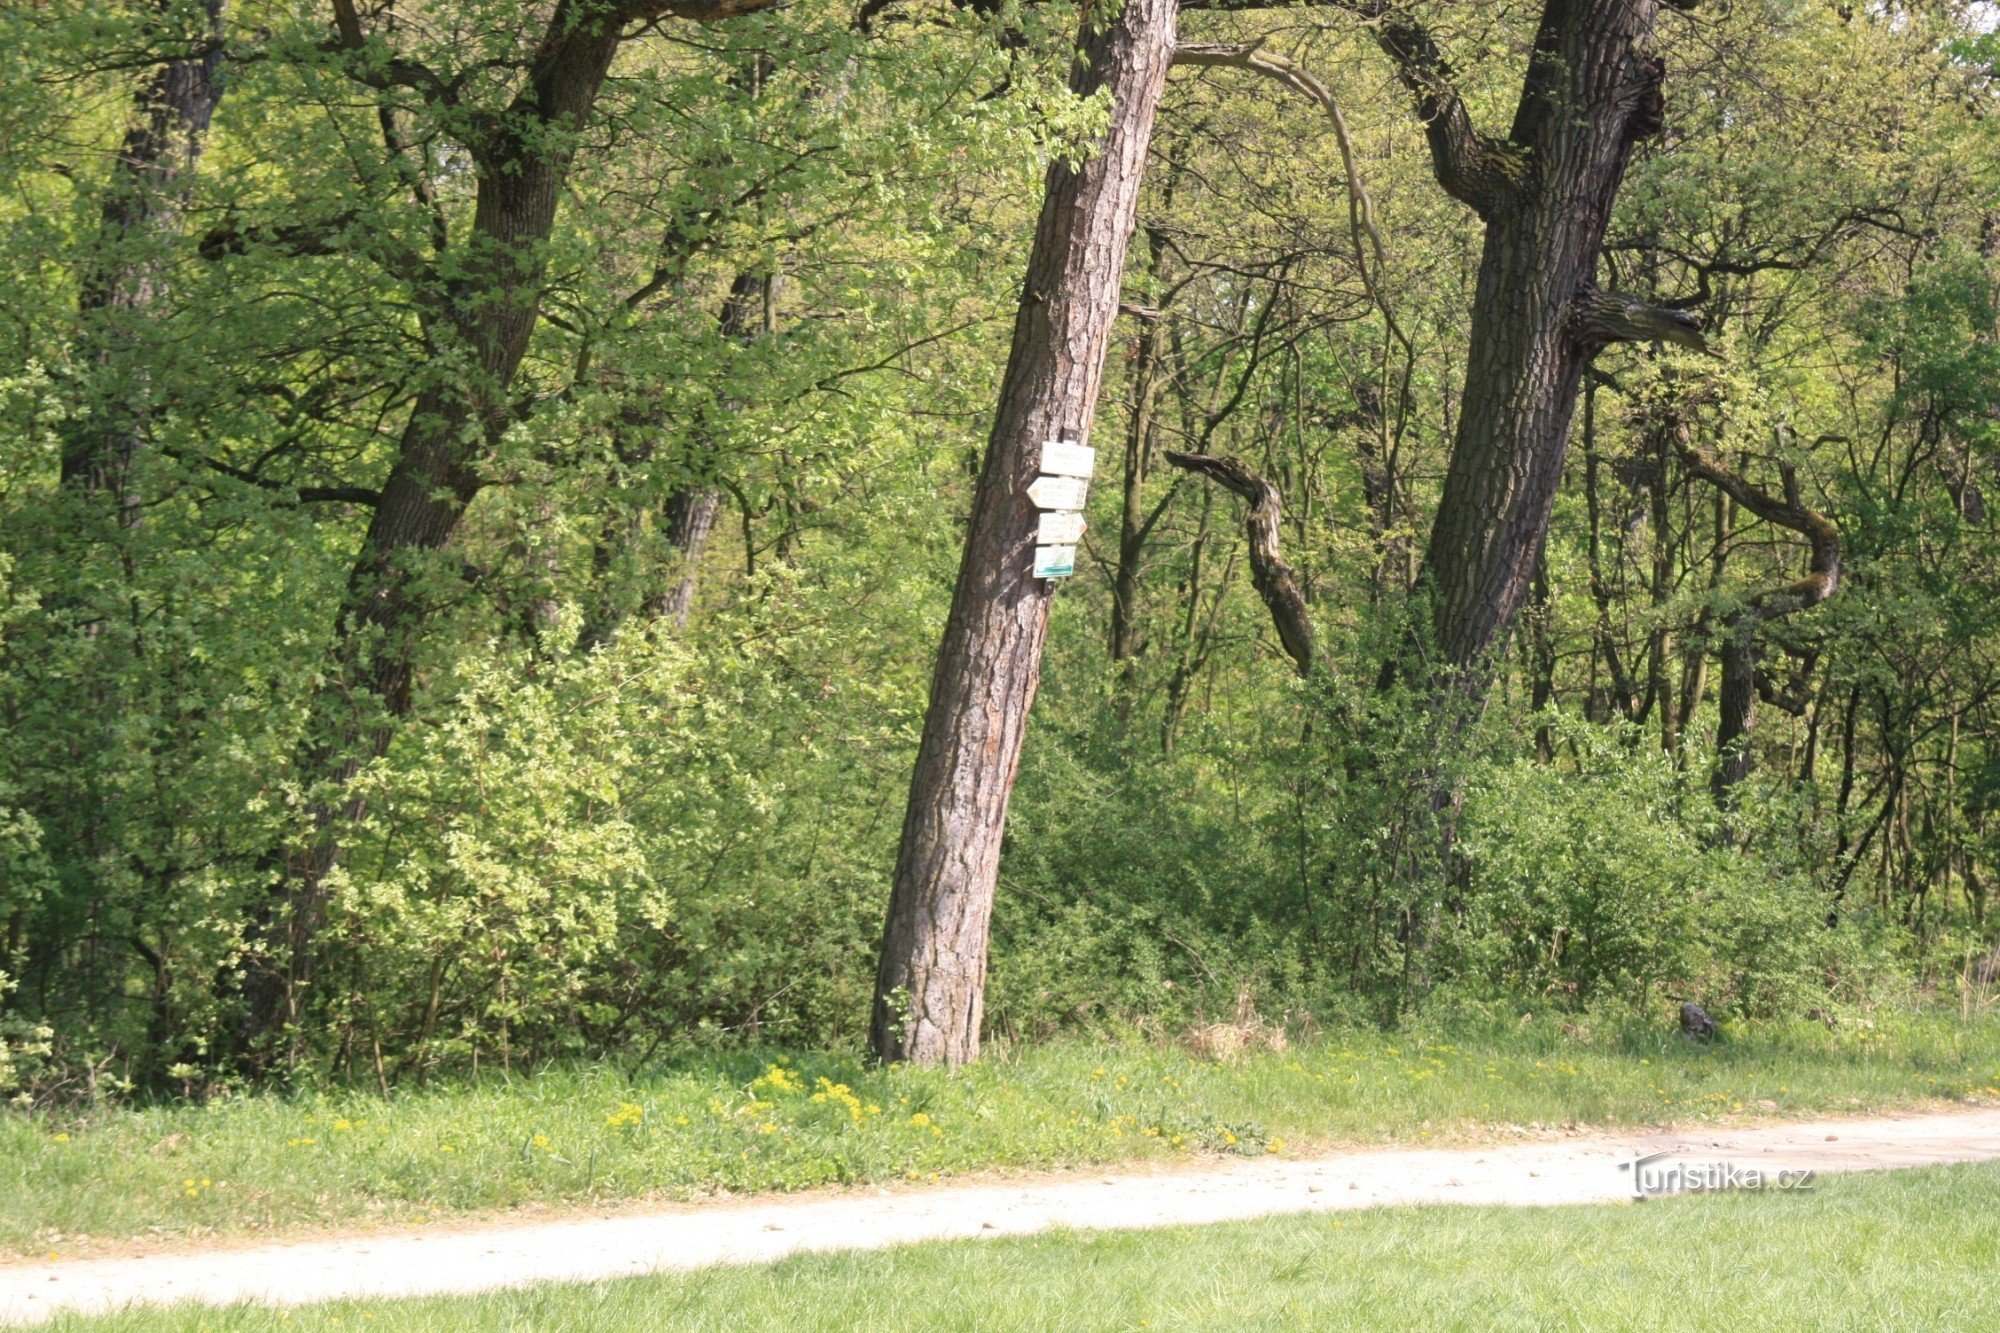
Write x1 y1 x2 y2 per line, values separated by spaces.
163 444 382 508
1679 441 1839 620
1332 1 1508 215
1572 285 1708 353
1162 452 1315 675
1172 40 1409 352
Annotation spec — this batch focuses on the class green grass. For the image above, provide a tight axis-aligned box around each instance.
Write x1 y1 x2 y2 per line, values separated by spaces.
42 1161 2000 1330
6 1010 1999 1258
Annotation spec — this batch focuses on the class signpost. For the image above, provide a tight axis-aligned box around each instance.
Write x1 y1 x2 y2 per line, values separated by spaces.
1026 475 1088 512
1033 545 1077 578
1039 440 1096 477
1037 510 1086 545
1027 438 1094 581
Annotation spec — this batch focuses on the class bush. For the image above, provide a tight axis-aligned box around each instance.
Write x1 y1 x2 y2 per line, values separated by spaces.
1454 719 1835 1016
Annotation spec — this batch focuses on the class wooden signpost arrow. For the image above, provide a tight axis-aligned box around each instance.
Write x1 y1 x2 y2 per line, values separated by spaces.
1037 511 1086 545
1026 475 1089 512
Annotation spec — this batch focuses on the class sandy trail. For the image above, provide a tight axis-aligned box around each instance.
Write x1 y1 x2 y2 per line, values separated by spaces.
4 1107 1997 1324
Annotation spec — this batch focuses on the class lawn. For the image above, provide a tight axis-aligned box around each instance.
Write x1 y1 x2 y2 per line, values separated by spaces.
37 1160 2000 1330
5 1009 1998 1258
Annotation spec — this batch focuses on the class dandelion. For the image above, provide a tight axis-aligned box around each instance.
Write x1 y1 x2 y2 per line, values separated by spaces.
604 1101 645 1128
810 1078 865 1121
908 1112 932 1129
51 1133 69 1143
750 1065 804 1097
532 1134 550 1149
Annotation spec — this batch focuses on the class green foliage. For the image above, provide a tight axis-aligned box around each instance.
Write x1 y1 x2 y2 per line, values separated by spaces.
1456 721 1835 1014
0 0 1997 1090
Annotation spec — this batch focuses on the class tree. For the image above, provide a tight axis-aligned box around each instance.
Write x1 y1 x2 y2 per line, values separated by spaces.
62 0 229 512
240 0 782 1054
871 0 1182 1065
1351 0 1704 687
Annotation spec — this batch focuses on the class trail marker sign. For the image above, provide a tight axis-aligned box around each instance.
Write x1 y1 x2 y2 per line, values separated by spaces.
1033 545 1077 579
1037 511 1086 545
1026 475 1089 512
1029 437 1094 581
1038 440 1096 477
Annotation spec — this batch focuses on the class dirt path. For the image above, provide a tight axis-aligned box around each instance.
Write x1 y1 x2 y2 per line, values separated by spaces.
5 1107 1998 1324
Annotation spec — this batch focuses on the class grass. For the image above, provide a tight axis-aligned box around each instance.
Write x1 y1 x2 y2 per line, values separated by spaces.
39 1160 2000 1330
5 1009 1999 1258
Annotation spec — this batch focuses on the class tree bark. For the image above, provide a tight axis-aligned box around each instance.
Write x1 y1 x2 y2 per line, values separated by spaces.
870 0 1180 1065
1162 452 1313 675
62 0 229 514
1355 0 1702 686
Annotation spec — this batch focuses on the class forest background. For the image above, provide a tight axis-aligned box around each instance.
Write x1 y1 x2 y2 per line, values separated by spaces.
3 0 1999 1097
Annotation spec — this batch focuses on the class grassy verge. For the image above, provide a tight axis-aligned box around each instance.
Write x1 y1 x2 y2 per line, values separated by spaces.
42 1161 2000 1330
5 1010 1999 1258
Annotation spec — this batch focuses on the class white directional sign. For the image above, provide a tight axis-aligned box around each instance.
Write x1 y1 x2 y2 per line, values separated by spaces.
1033 545 1077 579
1039 440 1097 478
1027 475 1089 511
1028 439 1093 580
1037 511 1086 545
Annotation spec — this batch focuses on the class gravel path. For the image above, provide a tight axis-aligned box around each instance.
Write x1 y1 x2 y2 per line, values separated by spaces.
5 1107 1998 1324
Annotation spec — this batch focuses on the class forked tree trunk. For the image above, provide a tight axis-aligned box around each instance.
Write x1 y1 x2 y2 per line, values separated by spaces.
242 0 769 1054
1354 0 1703 687
870 0 1180 1065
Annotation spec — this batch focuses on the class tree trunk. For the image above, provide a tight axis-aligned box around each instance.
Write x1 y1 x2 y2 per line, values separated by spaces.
645 271 767 627
1359 0 1700 686
63 0 229 513
1109 236 1167 674
1680 440 1840 808
870 0 1179 1065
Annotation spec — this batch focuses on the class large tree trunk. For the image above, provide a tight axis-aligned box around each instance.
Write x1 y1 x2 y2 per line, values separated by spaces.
870 0 1179 1065
1358 0 1702 686
63 0 229 512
